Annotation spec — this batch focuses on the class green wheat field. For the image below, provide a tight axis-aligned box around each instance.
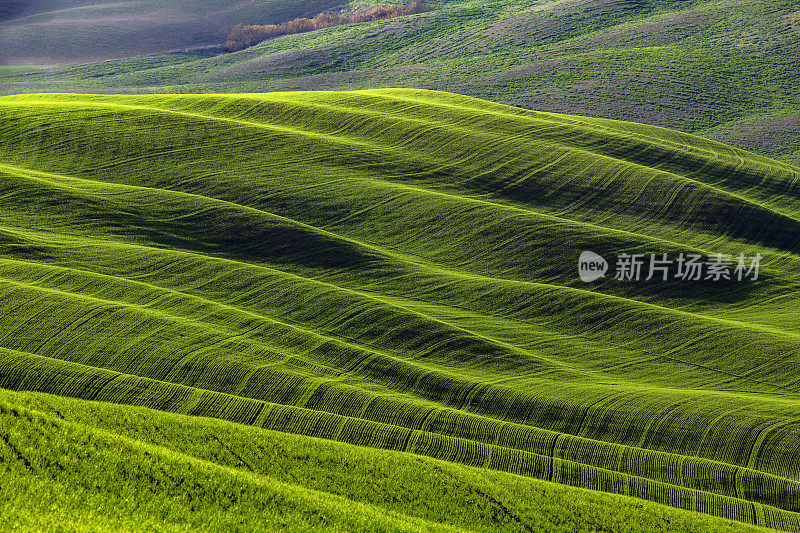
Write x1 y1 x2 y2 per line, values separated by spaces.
0 88 798 530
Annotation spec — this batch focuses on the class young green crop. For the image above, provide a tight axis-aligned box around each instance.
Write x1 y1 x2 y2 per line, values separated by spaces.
0 388 777 532
0 89 798 530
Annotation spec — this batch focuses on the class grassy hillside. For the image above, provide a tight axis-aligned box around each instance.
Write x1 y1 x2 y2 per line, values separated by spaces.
1 0 798 163
0 0 344 65
0 387 773 532
0 89 799 529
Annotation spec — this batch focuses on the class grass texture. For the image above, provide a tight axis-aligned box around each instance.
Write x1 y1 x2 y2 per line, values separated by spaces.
0 388 774 532
0 89 800 529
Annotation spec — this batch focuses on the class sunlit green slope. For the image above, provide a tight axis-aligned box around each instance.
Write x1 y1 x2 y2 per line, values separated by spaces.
1 89 800 530
0 388 772 532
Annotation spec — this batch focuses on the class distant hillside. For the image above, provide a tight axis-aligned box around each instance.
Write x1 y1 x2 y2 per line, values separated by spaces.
1 90 799 530
0 0 344 64
1 0 798 164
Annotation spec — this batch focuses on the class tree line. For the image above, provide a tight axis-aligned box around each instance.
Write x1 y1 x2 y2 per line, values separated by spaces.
225 0 429 52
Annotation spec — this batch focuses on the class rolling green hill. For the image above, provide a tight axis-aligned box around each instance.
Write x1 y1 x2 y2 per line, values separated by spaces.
1 0 798 164
1 89 800 530
0 388 773 532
